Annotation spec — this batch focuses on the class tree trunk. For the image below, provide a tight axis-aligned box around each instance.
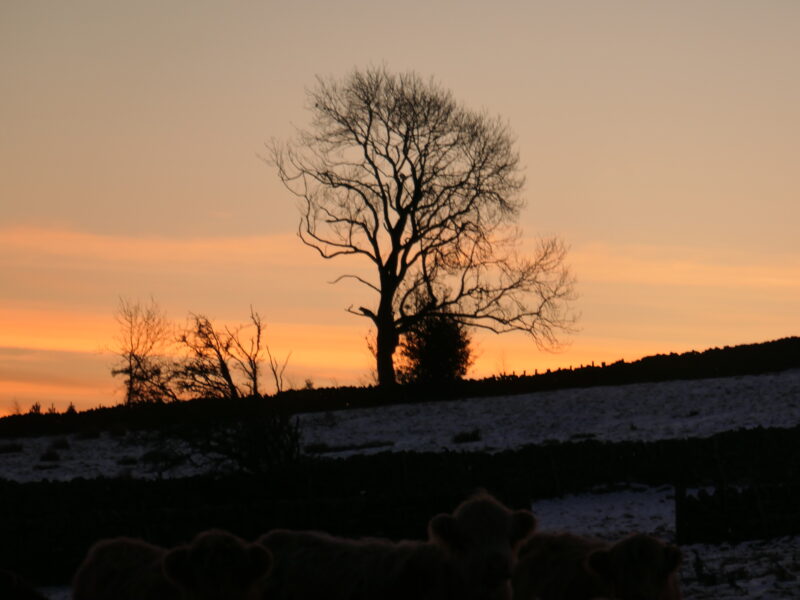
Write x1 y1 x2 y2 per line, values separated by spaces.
375 315 399 387
126 354 134 405
214 347 239 400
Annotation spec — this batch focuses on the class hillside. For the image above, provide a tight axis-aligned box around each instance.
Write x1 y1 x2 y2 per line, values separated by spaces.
1 336 798 439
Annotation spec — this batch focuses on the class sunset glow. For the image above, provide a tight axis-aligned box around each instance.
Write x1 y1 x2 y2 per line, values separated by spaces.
2 1 798 413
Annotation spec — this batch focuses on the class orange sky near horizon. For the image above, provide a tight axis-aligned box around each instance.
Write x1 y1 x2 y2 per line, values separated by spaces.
1 1 798 415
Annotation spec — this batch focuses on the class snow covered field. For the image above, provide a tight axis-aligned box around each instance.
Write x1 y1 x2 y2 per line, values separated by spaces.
3 369 800 599
300 369 800 456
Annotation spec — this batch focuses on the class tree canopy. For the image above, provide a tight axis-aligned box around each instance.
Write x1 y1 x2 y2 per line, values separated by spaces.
270 66 576 385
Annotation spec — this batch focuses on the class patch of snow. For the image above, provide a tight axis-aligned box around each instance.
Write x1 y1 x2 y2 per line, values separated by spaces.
299 370 800 457
532 483 678 541
38 587 70 600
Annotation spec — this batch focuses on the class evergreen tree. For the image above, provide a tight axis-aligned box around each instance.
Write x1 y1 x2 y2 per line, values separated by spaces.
397 313 473 385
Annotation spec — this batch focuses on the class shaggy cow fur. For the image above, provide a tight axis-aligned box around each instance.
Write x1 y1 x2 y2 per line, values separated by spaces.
258 491 536 600
71 529 271 600
512 532 683 600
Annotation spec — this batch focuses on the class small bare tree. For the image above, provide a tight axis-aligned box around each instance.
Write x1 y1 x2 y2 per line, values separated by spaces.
228 308 265 396
269 66 577 386
174 309 289 399
266 345 292 394
111 297 176 404
175 314 241 400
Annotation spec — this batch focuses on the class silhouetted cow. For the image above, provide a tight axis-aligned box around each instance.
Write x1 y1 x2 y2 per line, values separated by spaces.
512 532 682 600
72 529 271 600
259 491 536 600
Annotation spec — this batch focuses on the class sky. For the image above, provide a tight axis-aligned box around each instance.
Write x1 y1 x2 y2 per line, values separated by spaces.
1 1 798 415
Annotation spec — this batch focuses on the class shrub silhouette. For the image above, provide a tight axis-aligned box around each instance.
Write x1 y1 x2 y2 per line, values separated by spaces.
397 312 473 385
0 442 23 454
39 449 60 462
452 429 482 444
168 399 302 474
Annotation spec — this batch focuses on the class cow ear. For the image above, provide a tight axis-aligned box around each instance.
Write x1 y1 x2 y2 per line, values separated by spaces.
510 511 537 545
663 545 682 574
247 544 273 579
163 546 192 586
585 549 612 579
429 514 465 550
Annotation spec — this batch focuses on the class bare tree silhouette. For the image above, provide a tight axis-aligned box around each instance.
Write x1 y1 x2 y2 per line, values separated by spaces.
176 314 241 400
111 300 291 402
174 309 289 398
111 297 177 404
269 66 576 385
266 344 292 394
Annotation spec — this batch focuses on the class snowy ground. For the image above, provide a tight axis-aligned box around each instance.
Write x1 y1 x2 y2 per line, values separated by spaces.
299 369 800 456
2 369 799 599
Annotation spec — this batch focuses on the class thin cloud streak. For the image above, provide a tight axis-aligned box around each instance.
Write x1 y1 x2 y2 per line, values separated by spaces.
0 226 313 269
0 307 114 354
570 242 800 291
